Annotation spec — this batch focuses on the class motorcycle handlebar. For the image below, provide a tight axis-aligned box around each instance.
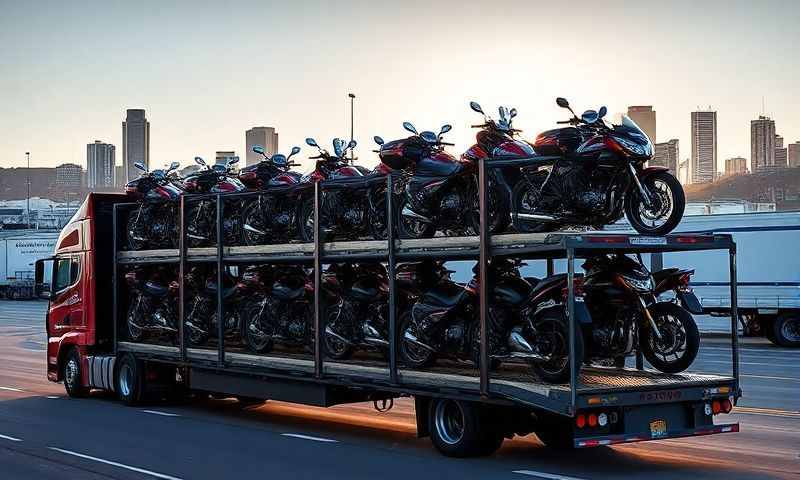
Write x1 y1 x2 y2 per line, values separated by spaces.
439 142 455 146
557 120 571 124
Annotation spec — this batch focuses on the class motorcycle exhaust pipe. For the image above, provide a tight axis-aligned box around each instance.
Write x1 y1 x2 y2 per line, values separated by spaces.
401 205 432 223
324 325 353 345
243 223 266 235
515 213 559 223
402 330 435 351
363 325 389 346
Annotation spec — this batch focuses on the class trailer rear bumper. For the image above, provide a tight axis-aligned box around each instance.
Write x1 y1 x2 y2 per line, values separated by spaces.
574 422 739 448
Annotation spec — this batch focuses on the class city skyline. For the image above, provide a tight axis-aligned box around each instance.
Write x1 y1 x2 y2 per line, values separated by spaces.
1 1 799 174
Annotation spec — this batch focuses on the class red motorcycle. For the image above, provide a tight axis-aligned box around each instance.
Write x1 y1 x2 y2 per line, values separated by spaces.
183 156 247 247
124 161 184 250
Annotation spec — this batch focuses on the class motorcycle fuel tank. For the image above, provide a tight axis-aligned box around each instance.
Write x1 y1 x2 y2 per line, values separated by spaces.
415 151 462 176
533 127 582 156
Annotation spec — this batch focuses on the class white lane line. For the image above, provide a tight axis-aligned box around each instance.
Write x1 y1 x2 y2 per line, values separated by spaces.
0 386 24 392
281 433 338 443
700 360 796 368
513 470 588 480
46 396 61 399
0 433 22 442
142 409 181 417
49 447 183 480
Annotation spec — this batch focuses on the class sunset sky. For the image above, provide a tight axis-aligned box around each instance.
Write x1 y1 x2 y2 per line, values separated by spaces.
1 0 798 174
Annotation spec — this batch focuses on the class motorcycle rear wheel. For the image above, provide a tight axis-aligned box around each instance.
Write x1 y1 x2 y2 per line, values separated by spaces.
396 197 436 239
640 302 699 374
241 302 273 354
511 183 553 233
126 295 147 342
126 209 149 250
467 176 510 235
322 305 355 360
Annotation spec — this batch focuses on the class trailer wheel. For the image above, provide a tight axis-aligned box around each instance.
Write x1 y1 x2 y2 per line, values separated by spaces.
428 399 495 457
116 353 145 406
773 313 800 347
63 347 89 398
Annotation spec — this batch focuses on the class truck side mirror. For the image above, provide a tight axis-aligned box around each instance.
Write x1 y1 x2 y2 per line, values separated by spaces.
34 258 53 299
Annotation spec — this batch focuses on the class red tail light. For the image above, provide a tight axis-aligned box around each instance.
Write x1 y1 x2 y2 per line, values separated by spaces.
721 398 732 414
587 413 598 427
587 235 628 244
712 400 721 414
576 414 586 428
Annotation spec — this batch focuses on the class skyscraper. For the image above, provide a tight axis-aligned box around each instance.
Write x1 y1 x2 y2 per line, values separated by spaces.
86 140 116 189
122 109 150 183
215 151 237 165
724 157 748 176
627 106 656 143
652 139 679 174
788 142 800 168
691 109 717 183
750 116 776 172
774 135 787 169
246 127 279 166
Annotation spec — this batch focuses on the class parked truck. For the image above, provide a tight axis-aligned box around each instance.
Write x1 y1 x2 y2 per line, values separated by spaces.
0 230 58 299
35 188 742 457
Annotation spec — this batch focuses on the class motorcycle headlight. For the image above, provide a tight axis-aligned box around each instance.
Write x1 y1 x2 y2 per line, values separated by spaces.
614 136 650 156
624 276 654 292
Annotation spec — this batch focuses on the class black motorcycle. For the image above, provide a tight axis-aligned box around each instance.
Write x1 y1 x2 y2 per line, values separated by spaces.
184 265 241 346
124 161 183 250
582 254 700 373
399 258 584 383
124 266 179 342
238 264 315 354
183 156 247 247
513 97 685 235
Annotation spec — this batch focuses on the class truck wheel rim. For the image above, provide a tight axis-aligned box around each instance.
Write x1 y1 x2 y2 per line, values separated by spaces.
781 318 800 342
119 364 133 397
434 400 465 445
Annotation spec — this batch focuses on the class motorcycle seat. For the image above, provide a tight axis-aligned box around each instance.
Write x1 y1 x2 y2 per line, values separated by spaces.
424 281 466 308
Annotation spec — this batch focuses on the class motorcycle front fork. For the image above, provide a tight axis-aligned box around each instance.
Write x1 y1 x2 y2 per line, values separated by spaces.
628 164 654 208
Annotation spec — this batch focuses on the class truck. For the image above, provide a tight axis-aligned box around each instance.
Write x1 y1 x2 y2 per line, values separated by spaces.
0 230 58 298
34 175 742 457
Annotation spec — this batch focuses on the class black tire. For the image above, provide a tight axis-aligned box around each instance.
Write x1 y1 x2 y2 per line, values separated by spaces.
297 197 317 243
511 177 553 233
641 302 700 374
186 203 214 247
428 399 493 457
63 347 90 398
322 305 355 360
467 174 510 236
773 312 800 347
241 301 273 354
624 171 685 236
399 311 436 368
240 200 267 246
367 194 389 241
126 295 146 342
116 353 144 406
396 196 436 239
529 309 584 384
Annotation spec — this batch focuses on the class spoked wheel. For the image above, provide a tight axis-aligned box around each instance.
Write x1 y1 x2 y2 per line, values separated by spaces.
186 203 215 247
297 198 318 243
467 175 510 235
529 309 583 383
322 305 354 360
399 311 435 368
641 302 699 373
512 181 553 233
241 301 273 354
241 200 268 246
126 208 149 250
150 206 178 248
126 295 147 342
367 196 389 241
396 197 436 239
625 171 685 236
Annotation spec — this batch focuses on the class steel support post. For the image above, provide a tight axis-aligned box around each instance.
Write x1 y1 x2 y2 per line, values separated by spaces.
729 244 740 400
112 204 119 354
179 196 187 362
478 160 490 397
386 175 398 384
313 182 323 379
567 247 577 415
216 195 225 366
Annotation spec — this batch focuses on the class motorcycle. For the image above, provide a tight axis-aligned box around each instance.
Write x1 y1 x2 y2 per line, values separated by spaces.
512 97 685 235
124 161 183 250
238 145 305 245
399 258 584 383
184 265 242 346
297 137 388 242
238 264 315 354
124 265 179 342
653 267 704 315
581 253 700 373
183 156 247 247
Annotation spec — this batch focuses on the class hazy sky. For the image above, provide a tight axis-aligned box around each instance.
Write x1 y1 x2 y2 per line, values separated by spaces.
1 0 798 174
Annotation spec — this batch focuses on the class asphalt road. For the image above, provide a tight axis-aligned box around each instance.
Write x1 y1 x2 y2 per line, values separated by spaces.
0 300 798 480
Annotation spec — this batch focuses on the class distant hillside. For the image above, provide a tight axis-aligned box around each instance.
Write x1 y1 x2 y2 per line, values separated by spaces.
685 168 800 210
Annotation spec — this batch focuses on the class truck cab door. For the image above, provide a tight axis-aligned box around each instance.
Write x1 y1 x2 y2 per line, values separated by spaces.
49 254 85 336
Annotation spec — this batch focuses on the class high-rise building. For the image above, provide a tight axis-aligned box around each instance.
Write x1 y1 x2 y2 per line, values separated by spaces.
115 165 125 187
246 127 279 166
724 157 748 176
55 163 83 189
691 109 717 183
215 151 237 165
652 139 679 173
86 140 116 189
775 147 788 168
626 106 656 143
122 109 150 183
788 142 800 168
751 116 776 172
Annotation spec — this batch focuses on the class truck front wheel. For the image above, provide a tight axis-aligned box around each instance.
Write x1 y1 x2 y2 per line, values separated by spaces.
116 353 145 406
63 347 89 398
428 399 502 457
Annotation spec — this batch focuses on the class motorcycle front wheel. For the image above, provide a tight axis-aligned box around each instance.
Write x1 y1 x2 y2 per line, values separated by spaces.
467 175 510 235
241 301 273 354
186 203 215 247
396 197 436 239
640 302 699 374
322 305 354 360
126 207 149 250
126 295 147 342
624 171 685 236
529 309 583 384
240 199 267 246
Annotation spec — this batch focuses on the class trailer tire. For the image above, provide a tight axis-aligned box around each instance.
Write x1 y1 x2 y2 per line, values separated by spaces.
428 399 493 457
773 312 800 348
63 347 89 398
116 353 145 406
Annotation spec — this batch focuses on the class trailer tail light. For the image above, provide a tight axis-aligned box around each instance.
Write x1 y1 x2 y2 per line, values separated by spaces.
598 413 608 427
712 400 721 414
576 414 586 428
575 410 616 429
721 398 733 414
674 235 714 244
588 413 598 427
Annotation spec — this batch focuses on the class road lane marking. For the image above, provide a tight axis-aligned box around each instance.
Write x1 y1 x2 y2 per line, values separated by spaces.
281 433 338 443
49 447 183 480
733 406 800 418
0 433 22 442
142 409 181 417
741 374 800 382
0 386 24 392
513 470 587 480
700 360 796 367
46 396 61 399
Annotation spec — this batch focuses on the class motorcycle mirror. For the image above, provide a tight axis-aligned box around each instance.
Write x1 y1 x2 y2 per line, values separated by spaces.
373 135 385 146
556 97 570 108
510 108 517 119
169 161 180 171
347 139 357 149
194 156 206 166
252 145 265 155
598 106 607 118
439 124 452 135
469 101 484 114
289 146 301 158
305 137 318 147
134 161 146 171
581 109 599 124
402 122 418 135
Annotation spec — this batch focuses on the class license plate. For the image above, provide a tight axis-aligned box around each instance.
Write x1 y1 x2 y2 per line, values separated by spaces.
630 236 667 245
650 419 668 438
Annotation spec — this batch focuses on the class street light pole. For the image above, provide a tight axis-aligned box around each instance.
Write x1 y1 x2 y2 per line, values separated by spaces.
348 93 355 163
25 152 30 228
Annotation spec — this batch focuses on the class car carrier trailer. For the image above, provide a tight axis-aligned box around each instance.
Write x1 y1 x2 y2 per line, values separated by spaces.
35 159 742 456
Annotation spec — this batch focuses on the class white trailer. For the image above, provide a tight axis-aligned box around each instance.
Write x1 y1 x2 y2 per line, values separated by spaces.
0 231 59 298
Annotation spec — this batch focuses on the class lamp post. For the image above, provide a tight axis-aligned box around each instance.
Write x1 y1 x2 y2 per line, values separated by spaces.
348 93 356 163
25 152 30 228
